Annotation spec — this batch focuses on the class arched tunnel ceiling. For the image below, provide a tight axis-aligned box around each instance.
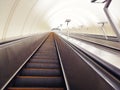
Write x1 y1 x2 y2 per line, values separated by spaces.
0 0 120 39
42 0 106 28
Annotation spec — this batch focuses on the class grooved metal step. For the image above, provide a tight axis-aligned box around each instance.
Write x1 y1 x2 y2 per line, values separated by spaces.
35 53 57 56
32 56 58 60
8 87 64 90
20 68 61 76
34 54 57 58
26 63 60 69
14 76 64 87
29 59 59 63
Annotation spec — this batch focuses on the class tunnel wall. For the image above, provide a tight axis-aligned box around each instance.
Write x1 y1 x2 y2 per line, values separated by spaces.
0 0 50 40
0 33 48 89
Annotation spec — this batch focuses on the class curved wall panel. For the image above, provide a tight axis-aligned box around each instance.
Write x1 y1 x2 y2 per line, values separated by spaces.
0 0 50 40
0 0 15 39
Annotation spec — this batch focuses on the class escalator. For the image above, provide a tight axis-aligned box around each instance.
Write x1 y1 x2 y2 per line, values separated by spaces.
6 33 66 90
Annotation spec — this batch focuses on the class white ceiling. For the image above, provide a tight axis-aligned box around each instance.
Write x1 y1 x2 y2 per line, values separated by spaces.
0 0 120 39
40 0 106 28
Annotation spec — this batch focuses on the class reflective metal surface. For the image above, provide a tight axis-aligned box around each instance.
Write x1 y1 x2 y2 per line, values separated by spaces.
0 33 47 88
59 34 120 69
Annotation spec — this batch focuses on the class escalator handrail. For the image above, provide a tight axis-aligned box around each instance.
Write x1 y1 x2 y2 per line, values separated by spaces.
54 34 70 90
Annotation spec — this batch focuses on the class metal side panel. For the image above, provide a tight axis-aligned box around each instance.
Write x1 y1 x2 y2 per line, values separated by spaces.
54 34 120 90
0 33 49 89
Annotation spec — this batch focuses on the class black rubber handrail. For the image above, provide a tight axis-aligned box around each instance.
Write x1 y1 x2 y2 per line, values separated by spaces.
54 34 70 90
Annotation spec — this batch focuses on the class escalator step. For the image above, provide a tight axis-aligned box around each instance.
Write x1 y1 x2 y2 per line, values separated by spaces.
26 63 59 69
20 68 61 76
37 49 56 52
34 54 57 58
14 76 64 87
36 51 56 54
32 56 57 59
8 87 65 90
29 59 59 63
35 53 57 56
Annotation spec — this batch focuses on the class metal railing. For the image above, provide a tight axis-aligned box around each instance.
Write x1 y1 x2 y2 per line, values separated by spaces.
91 0 120 41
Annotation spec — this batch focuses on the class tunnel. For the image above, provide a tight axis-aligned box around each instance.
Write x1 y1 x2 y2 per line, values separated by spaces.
0 0 120 90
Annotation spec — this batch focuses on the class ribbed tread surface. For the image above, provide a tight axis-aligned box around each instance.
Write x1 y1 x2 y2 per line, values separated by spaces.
21 68 61 76
8 87 64 90
29 59 59 63
14 76 64 87
26 63 59 69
